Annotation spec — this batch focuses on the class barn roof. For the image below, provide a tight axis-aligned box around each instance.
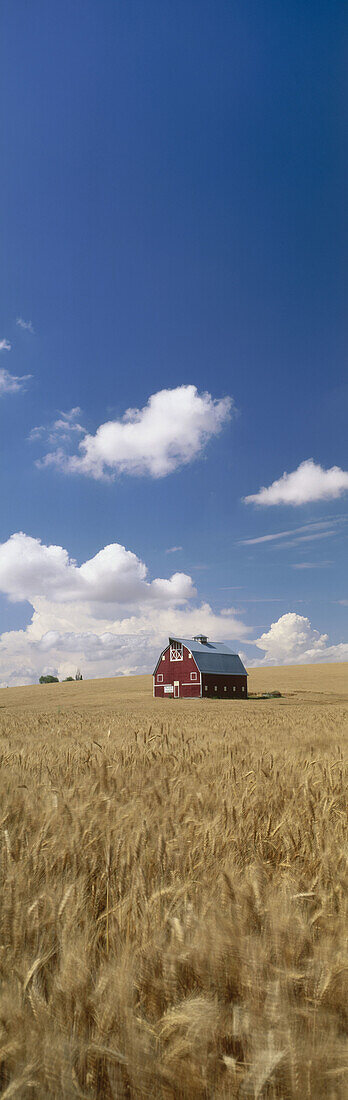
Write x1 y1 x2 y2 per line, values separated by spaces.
168 637 248 676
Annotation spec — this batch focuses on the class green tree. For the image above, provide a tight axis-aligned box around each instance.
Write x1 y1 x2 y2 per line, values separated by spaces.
39 675 59 684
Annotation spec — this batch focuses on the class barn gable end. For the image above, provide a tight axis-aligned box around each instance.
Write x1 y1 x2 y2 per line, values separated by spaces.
153 641 201 698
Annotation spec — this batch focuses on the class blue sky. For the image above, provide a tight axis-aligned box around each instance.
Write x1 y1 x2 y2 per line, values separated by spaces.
0 0 347 683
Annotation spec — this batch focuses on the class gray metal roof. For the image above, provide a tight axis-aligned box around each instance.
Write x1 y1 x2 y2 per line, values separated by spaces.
168 637 248 676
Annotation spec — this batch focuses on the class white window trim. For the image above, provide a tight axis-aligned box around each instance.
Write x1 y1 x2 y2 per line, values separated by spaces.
157 673 163 683
190 671 197 681
170 642 183 662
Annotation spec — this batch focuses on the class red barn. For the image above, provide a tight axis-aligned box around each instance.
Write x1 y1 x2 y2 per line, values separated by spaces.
153 634 248 699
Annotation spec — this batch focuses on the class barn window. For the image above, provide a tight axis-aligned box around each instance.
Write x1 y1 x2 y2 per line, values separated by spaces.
188 652 192 658
157 674 163 683
224 686 227 692
242 686 245 692
204 685 208 692
170 642 183 661
214 686 217 692
190 672 197 681
162 655 165 661
233 686 236 692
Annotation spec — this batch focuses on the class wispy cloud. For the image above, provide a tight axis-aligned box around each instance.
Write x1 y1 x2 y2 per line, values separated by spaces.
165 546 183 554
0 369 32 396
239 597 284 602
279 531 338 548
292 561 333 570
244 459 348 506
16 317 34 334
0 333 32 394
239 517 347 549
239 520 335 545
29 408 84 446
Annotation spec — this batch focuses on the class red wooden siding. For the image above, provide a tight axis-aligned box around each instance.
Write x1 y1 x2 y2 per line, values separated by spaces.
153 643 201 698
201 673 247 699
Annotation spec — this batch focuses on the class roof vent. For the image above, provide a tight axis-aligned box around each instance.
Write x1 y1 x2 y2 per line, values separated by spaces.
193 633 208 645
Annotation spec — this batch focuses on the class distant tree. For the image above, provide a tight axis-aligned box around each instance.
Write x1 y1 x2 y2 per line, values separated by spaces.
63 676 74 682
75 669 83 681
39 675 59 684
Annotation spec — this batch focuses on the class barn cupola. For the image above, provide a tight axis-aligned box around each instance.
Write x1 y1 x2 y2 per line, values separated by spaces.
193 633 208 644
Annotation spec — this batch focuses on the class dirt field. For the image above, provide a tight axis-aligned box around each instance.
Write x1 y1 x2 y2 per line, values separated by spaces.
0 664 347 1097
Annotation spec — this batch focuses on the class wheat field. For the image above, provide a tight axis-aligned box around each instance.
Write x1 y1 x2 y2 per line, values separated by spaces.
0 664 347 1098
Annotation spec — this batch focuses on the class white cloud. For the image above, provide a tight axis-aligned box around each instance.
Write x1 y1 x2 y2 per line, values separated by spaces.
29 408 84 445
0 533 197 607
165 546 183 554
244 460 348 506
272 531 337 548
0 335 32 394
238 597 283 602
0 532 249 686
291 561 332 569
239 519 345 545
253 612 348 665
0 368 32 396
36 385 233 479
16 317 34 334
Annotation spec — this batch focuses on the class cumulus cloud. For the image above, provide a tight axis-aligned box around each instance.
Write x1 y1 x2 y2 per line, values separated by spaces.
0 368 32 396
244 460 348 506
0 338 11 352
0 533 197 608
0 532 249 686
36 385 233 479
253 612 348 665
16 317 34 334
